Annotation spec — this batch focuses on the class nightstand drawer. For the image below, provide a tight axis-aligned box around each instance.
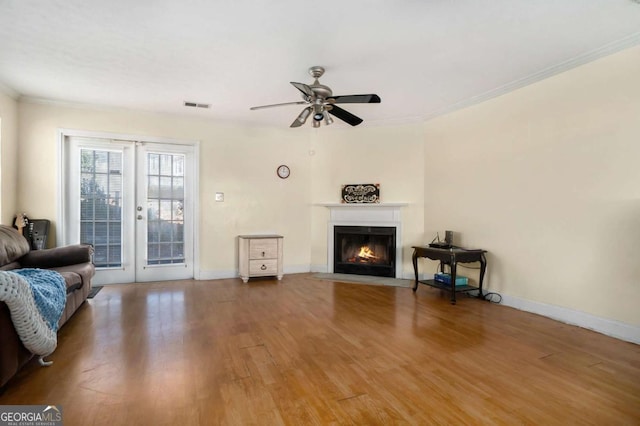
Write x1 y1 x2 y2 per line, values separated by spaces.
249 238 278 259
249 259 278 275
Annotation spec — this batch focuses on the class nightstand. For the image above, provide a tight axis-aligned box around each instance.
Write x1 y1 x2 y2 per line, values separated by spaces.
238 235 283 283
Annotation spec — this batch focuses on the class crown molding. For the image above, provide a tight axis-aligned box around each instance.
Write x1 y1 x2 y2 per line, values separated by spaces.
17 95 258 129
0 82 20 100
19 95 145 113
423 32 640 122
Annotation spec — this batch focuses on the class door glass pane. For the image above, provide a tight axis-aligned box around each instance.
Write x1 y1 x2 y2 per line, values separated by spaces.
146 153 185 265
80 149 123 268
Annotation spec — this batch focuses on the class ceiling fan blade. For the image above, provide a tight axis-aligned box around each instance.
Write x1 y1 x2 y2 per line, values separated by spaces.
250 101 307 110
290 107 312 128
329 94 381 104
328 105 363 126
290 82 315 98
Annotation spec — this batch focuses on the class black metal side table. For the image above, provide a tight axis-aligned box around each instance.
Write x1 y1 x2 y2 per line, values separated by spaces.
411 246 487 304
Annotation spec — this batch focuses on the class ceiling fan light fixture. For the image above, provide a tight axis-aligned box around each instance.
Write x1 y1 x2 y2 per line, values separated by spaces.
297 107 311 124
323 110 333 125
312 120 321 128
312 102 324 122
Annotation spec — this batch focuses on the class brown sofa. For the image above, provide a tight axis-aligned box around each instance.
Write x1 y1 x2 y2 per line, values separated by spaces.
0 225 95 390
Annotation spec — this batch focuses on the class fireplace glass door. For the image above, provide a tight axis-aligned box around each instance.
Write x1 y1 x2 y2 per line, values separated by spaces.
334 226 396 277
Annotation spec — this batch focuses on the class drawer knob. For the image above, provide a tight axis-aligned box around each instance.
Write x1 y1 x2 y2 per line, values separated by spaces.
261 264 267 270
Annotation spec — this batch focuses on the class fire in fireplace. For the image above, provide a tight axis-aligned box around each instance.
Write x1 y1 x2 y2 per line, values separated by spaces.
334 226 396 277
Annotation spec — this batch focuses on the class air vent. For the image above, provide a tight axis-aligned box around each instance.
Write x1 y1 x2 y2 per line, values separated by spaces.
183 101 210 109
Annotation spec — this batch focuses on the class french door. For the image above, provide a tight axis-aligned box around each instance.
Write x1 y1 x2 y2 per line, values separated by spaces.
63 135 196 284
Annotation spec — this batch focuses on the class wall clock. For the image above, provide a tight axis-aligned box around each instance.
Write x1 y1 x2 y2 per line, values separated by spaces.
277 165 290 179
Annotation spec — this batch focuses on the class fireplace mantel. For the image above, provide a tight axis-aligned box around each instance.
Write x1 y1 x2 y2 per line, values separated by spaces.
321 203 407 277
317 203 409 207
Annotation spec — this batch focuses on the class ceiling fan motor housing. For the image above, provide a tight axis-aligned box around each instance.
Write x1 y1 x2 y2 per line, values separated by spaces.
309 83 332 100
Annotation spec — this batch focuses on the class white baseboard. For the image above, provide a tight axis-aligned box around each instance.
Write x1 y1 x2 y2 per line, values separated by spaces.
310 264 328 273
499 293 640 345
404 271 425 280
284 264 312 275
197 269 237 280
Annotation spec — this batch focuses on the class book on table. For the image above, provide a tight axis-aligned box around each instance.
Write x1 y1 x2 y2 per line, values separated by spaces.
434 273 468 286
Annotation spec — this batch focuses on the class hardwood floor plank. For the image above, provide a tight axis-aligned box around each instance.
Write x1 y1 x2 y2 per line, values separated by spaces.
1 273 638 425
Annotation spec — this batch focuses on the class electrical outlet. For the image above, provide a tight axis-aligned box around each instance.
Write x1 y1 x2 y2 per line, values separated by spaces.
215 192 224 202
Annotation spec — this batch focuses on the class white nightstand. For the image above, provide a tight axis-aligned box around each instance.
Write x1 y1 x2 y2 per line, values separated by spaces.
238 235 283 283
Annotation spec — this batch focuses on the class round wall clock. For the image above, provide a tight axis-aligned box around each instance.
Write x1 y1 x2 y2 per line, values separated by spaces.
277 165 290 179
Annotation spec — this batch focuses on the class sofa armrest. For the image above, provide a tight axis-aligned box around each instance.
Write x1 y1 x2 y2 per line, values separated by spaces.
19 244 94 268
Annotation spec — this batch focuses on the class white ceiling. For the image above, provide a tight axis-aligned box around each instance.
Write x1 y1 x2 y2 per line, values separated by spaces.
1 1 639 128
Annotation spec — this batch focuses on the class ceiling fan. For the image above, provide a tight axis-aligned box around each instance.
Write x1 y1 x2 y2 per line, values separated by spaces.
250 66 381 128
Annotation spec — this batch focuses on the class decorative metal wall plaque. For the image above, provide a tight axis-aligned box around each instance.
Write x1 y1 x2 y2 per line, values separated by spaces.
341 184 380 204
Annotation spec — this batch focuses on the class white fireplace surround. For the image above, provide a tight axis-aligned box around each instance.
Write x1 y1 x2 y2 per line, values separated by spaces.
321 203 407 278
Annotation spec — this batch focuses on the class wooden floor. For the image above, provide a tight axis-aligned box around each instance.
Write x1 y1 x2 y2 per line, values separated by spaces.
1 273 639 425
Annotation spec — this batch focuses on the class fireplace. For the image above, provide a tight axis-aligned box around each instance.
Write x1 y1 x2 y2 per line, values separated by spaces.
334 226 396 277
322 203 406 278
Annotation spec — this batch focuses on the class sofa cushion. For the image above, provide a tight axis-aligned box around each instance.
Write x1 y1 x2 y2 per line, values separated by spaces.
0 226 30 267
51 263 95 294
0 262 21 271
56 271 83 294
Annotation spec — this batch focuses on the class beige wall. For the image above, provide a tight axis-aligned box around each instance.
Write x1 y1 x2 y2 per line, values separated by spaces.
16 102 312 275
16 101 427 278
422 45 640 328
308 124 425 277
0 89 19 225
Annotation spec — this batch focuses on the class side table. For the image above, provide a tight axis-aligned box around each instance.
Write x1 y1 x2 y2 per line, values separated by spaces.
412 246 487 304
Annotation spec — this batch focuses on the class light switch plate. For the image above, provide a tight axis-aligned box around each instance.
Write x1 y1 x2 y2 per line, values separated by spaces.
215 192 224 202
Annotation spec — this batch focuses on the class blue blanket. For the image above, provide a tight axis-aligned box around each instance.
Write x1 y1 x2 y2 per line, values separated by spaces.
10 269 66 332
